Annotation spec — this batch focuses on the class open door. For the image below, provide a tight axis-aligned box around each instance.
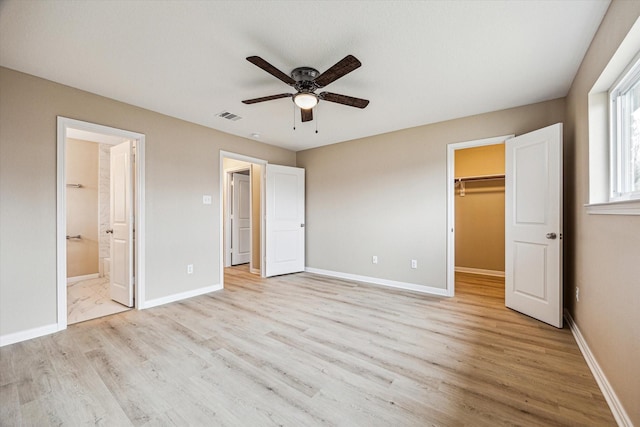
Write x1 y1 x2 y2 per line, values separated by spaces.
110 140 134 307
265 164 305 277
505 123 562 327
231 172 251 265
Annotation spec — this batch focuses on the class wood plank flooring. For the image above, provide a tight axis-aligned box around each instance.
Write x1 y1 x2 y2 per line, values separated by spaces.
1 268 615 426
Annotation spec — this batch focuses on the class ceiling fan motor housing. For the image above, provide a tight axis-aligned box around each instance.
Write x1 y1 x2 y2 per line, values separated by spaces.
291 67 320 92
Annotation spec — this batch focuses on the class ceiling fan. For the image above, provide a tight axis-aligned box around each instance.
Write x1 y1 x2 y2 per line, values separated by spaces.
242 55 369 122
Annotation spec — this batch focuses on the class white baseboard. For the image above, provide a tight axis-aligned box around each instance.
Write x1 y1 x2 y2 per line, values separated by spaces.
564 309 632 427
250 267 261 275
305 267 449 297
455 266 505 277
142 284 223 309
67 273 100 284
0 323 60 347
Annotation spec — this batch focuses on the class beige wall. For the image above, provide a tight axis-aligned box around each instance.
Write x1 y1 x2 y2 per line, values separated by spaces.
66 138 99 277
0 66 295 337
454 144 505 272
454 143 505 178
565 1 640 423
296 99 564 288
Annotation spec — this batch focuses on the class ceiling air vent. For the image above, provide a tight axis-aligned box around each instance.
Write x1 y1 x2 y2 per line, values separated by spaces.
216 111 242 121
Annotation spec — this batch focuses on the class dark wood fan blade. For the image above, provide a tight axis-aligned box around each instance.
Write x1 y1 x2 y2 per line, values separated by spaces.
319 92 369 109
246 56 296 86
314 55 362 87
301 108 313 122
242 93 292 104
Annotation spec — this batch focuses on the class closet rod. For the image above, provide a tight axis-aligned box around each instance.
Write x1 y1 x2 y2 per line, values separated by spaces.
455 174 505 183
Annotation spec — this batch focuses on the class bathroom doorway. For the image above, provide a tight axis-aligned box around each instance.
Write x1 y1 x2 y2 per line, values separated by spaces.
57 117 146 328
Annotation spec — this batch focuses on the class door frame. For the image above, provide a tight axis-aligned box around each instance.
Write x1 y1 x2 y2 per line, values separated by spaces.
224 166 250 268
446 134 513 296
56 117 146 331
219 151 267 286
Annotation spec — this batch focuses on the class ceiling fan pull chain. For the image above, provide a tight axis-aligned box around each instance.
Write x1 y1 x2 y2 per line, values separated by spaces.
293 103 296 130
315 105 319 134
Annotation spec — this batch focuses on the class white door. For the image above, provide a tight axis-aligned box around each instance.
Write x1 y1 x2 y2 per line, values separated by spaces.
110 140 134 307
265 164 305 277
505 123 562 328
231 172 251 265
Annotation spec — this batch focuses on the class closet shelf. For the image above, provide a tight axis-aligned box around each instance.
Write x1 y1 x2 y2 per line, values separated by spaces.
454 174 505 183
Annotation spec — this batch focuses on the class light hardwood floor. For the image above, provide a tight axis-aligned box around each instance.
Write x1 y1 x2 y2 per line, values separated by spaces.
1 268 615 426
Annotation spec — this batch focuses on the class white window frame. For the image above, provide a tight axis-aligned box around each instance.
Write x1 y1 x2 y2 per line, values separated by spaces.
608 53 640 202
586 18 640 216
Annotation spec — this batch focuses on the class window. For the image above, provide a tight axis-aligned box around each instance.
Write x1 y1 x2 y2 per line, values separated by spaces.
587 19 640 215
609 55 640 201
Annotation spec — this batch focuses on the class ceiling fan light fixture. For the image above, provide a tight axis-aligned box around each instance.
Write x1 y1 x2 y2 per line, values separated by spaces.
293 93 318 109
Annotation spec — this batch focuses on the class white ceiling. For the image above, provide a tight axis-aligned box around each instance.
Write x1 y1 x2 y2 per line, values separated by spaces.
0 1 609 151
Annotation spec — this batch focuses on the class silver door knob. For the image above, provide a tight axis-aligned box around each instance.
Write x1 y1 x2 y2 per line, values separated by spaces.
546 232 557 239
300 224 305 228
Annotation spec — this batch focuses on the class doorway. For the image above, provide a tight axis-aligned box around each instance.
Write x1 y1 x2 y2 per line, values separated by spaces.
220 152 307 286
446 135 513 296
57 117 145 330
221 152 266 282
447 125 563 328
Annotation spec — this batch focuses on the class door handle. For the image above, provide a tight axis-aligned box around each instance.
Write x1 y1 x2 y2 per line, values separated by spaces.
546 232 557 239
300 224 305 228
106 229 113 234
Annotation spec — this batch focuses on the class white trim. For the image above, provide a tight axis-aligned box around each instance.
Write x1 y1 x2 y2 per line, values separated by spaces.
57 117 146 335
446 134 513 297
219 151 268 288
142 284 223 309
250 267 261 275
0 323 59 348
454 267 505 277
584 199 640 215
305 267 449 297
67 273 100 284
564 310 633 427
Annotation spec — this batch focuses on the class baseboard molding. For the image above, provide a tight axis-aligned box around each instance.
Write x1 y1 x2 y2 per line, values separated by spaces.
305 267 449 297
250 267 261 275
142 284 223 309
0 323 60 347
67 273 100 284
455 266 505 277
564 309 632 427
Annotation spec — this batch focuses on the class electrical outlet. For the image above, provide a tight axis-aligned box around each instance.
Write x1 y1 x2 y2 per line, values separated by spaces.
202 195 212 205
576 287 579 302
372 256 378 264
411 259 417 269
187 264 194 275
